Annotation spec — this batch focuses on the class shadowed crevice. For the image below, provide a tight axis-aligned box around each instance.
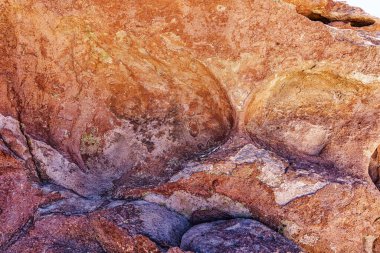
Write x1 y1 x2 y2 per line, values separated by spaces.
304 12 375 27
369 146 380 189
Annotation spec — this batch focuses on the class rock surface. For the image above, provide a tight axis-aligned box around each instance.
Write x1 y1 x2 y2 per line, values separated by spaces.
120 137 380 252
284 0 380 31
5 200 190 253
0 149 50 250
90 200 191 248
181 219 302 253
1 0 380 252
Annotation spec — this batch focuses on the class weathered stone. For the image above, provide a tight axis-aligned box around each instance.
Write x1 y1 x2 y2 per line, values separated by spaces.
2 0 234 194
369 146 380 187
244 70 380 181
118 139 380 252
283 0 380 32
2 0 380 196
4 215 104 253
90 218 162 253
1 0 380 252
37 185 105 216
0 150 49 250
181 219 302 253
167 247 193 253
90 200 191 248
5 201 190 253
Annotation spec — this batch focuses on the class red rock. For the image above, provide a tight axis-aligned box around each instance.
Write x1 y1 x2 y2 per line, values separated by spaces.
244 71 380 179
91 217 161 253
0 2 17 118
121 138 380 252
0 151 48 250
370 146 380 187
4 215 103 253
1 0 380 252
5 201 190 253
3 0 234 195
2 0 380 195
89 200 190 248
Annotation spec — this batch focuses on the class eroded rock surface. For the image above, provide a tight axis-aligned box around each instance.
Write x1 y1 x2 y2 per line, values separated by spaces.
90 200 191 248
5 201 190 253
283 0 380 29
0 150 49 250
370 146 380 187
1 0 380 252
181 219 302 253
3 0 235 194
118 138 380 252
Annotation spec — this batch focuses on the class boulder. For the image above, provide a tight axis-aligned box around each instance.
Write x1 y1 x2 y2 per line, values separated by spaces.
90 200 191 248
181 219 301 253
5 201 190 253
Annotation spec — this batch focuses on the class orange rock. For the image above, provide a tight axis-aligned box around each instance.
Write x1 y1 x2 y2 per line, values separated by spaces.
120 138 380 252
1 0 380 252
2 0 380 195
283 0 380 31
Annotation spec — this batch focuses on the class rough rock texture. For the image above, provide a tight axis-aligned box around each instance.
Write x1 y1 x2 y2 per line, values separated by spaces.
181 219 302 253
2 0 235 195
5 200 190 253
1 0 380 252
90 200 191 248
283 0 380 30
5 215 105 253
370 146 380 187
119 137 380 252
0 149 50 250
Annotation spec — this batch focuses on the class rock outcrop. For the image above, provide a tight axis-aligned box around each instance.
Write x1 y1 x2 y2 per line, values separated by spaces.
120 138 380 252
5 200 190 253
1 0 380 252
181 219 302 253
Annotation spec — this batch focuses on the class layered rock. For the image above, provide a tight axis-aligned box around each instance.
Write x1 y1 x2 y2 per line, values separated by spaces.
118 137 380 252
1 0 380 252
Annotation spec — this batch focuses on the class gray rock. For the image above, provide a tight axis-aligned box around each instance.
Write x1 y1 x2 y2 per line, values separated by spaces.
95 200 191 247
181 219 302 253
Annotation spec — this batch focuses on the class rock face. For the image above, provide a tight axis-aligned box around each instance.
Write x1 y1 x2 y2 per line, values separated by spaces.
370 146 380 187
2 0 235 195
120 138 380 252
1 0 380 252
181 219 302 253
0 149 49 250
5 200 190 253
90 200 191 248
283 0 379 29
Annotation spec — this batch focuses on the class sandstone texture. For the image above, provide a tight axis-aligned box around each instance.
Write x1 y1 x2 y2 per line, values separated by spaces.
1 0 380 252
